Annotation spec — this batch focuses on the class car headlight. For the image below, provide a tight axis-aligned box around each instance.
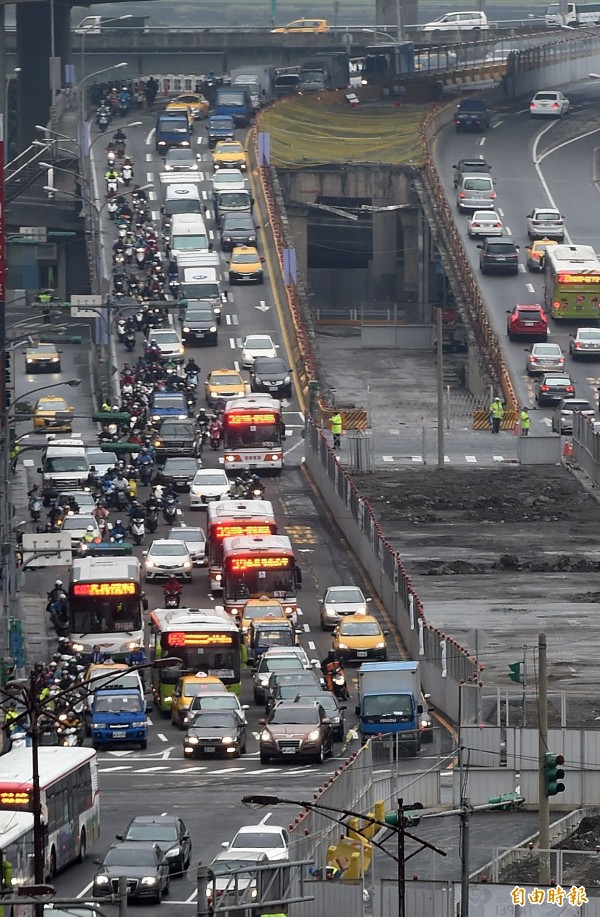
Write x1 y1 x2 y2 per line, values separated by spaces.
187 736 199 744
91 724 102 731
183 327 190 333
95 876 110 886
337 642 348 650
71 643 85 653
146 560 156 569
166 847 180 857
141 877 158 885
223 236 232 243
326 609 337 617
248 235 256 244
260 730 271 741
209 326 217 333
306 729 321 741
183 561 192 569
132 721 146 728
375 641 385 649
254 376 263 384
421 718 429 728
52 357 60 362
258 675 269 685
221 735 234 744
182 141 190 147
284 375 291 383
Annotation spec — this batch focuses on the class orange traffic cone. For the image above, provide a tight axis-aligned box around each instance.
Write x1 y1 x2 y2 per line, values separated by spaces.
563 440 573 460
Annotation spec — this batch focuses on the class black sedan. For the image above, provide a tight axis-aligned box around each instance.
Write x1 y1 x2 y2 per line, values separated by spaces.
535 373 575 407
249 357 293 399
93 842 170 902
219 212 257 252
116 815 192 876
154 457 201 492
183 711 247 758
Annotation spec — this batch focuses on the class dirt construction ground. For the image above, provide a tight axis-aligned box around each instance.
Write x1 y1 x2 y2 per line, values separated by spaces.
352 464 600 726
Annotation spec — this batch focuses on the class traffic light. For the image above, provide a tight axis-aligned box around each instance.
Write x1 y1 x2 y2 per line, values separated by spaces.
3 353 11 409
544 753 565 797
384 802 423 828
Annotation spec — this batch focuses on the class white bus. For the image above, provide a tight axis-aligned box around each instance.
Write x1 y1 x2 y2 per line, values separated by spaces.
545 1 600 26
0 747 99 879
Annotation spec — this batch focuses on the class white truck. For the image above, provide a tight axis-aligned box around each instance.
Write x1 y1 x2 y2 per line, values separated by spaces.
355 661 423 755
230 66 277 109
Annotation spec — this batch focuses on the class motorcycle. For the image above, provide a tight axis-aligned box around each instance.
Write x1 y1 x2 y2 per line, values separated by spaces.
106 177 119 195
164 589 181 609
107 198 118 220
28 495 42 522
116 139 126 157
185 370 199 388
108 524 128 544
209 430 222 451
107 150 116 169
162 494 178 525
124 330 136 352
134 246 146 268
97 111 110 131
118 98 130 117
145 507 159 533
121 162 133 185
130 514 145 545
116 318 127 341
324 662 350 700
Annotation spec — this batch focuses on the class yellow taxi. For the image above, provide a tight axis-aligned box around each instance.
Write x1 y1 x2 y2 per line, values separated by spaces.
239 597 288 637
333 613 388 664
525 238 558 272
24 342 61 373
204 368 246 406
228 246 264 285
165 100 195 129
174 92 209 120
171 673 226 727
271 18 329 32
33 395 74 432
212 140 248 172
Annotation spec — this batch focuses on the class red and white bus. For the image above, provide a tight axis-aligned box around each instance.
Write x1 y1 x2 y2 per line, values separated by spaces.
0 746 99 879
221 534 302 618
206 499 277 592
222 395 285 473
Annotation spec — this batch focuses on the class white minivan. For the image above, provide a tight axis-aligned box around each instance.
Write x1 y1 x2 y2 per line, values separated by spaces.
169 213 210 260
162 183 204 228
456 174 496 213
421 10 489 32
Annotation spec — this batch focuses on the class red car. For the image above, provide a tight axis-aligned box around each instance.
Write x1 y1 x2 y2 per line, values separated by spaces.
506 304 548 342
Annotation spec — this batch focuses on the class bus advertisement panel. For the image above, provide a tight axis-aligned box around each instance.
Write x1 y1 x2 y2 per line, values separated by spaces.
0 747 99 878
68 556 146 660
222 396 285 472
206 499 277 592
221 534 302 618
544 244 600 320
150 607 242 708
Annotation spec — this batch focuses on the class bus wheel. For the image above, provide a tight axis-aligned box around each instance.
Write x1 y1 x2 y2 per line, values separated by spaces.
78 830 87 864
48 849 57 880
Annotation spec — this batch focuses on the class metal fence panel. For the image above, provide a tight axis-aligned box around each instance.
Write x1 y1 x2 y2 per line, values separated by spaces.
461 726 503 766
452 767 521 807
289 880 364 916
378 878 455 917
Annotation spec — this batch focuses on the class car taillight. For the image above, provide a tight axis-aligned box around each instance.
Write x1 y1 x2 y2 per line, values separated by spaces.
459 192 465 198
552 102 559 108
491 192 496 198
530 103 535 108
495 222 501 227
566 386 574 392
472 222 479 227
541 386 549 391
575 342 582 349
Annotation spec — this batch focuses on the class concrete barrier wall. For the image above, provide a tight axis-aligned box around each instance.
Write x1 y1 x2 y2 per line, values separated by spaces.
361 323 435 349
517 435 562 464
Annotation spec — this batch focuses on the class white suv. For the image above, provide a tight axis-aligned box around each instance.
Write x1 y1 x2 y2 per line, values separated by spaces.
422 10 489 32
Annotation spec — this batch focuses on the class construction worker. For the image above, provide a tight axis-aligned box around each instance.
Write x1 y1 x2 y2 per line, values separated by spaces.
36 288 55 324
490 397 504 434
330 410 343 450
519 406 531 437
3 702 19 734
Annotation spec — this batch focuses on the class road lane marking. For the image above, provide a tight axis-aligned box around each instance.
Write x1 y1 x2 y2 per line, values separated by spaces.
77 881 94 899
157 733 168 742
98 766 133 773
145 128 155 145
135 766 171 773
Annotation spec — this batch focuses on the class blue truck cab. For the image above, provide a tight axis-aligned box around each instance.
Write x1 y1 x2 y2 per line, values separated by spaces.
214 89 252 127
150 391 189 424
156 113 192 154
207 115 235 149
91 688 147 749
356 661 422 756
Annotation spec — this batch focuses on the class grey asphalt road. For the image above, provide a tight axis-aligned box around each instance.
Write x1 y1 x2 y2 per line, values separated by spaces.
434 78 600 429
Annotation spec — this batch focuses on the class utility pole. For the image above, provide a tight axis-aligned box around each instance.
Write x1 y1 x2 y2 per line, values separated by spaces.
397 797 405 917
538 632 550 885
436 308 444 468
459 798 470 917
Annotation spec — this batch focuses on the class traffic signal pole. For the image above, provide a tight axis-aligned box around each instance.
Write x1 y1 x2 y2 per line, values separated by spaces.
538 632 550 885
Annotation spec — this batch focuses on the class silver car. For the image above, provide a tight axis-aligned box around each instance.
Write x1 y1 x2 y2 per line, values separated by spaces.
143 539 193 582
456 174 496 213
569 328 600 360
525 342 565 376
551 399 595 435
526 208 565 242
319 585 372 631
530 90 569 118
168 525 206 566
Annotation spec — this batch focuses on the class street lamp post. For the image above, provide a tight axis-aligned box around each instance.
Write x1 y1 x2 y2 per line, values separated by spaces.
241 794 446 917
3 68 21 168
79 16 132 83
1 657 181 911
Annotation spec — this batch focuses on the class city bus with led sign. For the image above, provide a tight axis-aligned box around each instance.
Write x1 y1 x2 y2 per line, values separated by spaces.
0 810 36 891
222 395 285 472
150 607 242 710
221 534 302 619
0 747 99 879
545 245 600 319
206 499 277 593
68 557 146 660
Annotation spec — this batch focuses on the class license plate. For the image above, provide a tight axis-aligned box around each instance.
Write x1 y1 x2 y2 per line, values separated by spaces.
269 385 279 390
282 747 296 754
495 256 506 261
203 746 216 753
112 731 126 738
357 650 367 657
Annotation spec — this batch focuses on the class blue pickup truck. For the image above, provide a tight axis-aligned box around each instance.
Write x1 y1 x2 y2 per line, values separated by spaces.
91 688 148 750
207 114 235 149
150 391 189 424
155 113 192 154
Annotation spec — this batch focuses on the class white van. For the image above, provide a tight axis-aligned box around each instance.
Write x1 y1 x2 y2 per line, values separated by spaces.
421 10 489 31
181 267 227 322
169 213 210 260
162 183 204 228
39 439 90 501
456 174 496 213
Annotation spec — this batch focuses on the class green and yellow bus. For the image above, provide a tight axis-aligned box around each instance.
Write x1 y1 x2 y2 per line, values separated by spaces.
544 244 600 320
150 607 242 711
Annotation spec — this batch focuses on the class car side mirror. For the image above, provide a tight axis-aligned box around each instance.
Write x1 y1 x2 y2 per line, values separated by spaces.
452 164 457 169
476 244 482 250
258 717 266 725
221 842 230 849
366 597 372 603
115 833 123 840
525 347 532 352
322 718 332 726
142 598 149 611
383 630 390 636
417 704 424 714
296 567 302 586
93 857 102 865
355 704 360 715
37 467 42 474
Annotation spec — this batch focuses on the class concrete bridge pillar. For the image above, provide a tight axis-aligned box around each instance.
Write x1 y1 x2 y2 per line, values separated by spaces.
16 0 72 150
287 210 308 282
371 208 398 301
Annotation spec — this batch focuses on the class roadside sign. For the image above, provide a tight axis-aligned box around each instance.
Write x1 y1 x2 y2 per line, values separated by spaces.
70 294 102 318
22 533 71 567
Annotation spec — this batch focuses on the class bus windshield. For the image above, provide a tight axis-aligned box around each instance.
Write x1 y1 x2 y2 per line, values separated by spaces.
224 565 295 600
69 596 142 634
224 422 280 447
160 635 239 678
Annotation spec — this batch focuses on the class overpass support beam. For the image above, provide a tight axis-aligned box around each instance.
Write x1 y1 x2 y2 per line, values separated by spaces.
371 208 399 302
287 211 308 283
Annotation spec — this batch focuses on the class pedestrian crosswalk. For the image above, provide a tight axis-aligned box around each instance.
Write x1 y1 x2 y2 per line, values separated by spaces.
378 454 515 465
97 759 342 779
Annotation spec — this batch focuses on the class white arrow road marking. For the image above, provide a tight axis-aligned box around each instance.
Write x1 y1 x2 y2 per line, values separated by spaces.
106 750 133 757
255 301 270 312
